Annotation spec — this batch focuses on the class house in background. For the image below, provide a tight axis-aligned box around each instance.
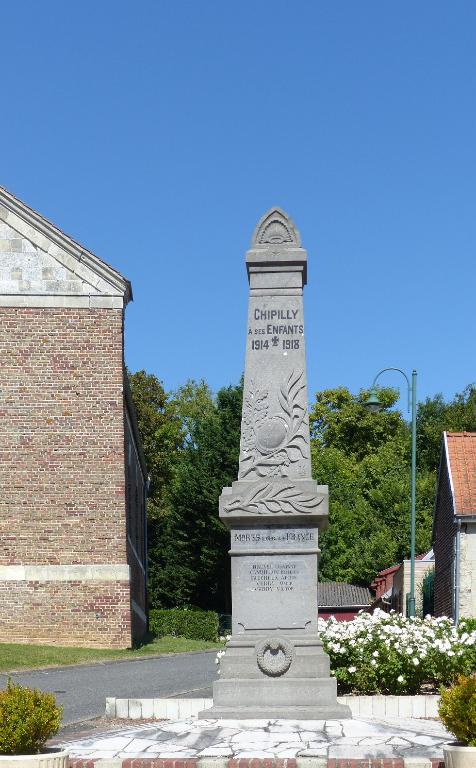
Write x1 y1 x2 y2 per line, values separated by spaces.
433 432 476 620
389 550 434 616
318 582 371 621
0 186 148 648
369 551 434 616
370 563 400 612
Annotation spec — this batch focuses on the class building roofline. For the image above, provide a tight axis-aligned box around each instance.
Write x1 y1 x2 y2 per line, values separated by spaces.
318 604 370 610
444 431 457 512
0 185 132 304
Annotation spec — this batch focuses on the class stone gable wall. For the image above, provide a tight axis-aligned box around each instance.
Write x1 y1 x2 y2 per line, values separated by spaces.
0 306 136 647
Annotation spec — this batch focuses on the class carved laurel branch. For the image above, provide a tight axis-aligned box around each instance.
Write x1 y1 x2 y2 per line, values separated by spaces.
240 369 309 478
224 483 321 515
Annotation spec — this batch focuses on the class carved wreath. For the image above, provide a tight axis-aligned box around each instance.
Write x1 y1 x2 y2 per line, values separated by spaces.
239 369 309 478
256 637 294 677
223 482 321 515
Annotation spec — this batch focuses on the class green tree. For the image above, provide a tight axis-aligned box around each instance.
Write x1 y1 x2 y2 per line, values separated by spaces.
128 370 185 608
128 370 183 513
417 384 476 473
310 387 434 584
149 380 242 611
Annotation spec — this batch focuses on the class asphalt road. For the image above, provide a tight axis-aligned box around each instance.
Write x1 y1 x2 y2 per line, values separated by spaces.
0 650 218 726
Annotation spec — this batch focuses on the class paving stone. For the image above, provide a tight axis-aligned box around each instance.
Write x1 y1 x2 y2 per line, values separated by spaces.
413 735 446 746
122 738 160 752
219 719 272 728
198 747 234 756
387 737 413 745
299 731 327 741
335 737 368 745
297 747 329 757
358 737 387 745
62 716 447 760
342 720 389 737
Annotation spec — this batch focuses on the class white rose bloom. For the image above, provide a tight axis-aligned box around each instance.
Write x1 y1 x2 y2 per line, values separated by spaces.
412 657 419 666
397 675 404 683
348 666 356 673
371 659 377 666
372 650 379 657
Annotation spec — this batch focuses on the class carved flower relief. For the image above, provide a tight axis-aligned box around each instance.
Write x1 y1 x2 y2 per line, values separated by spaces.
239 370 310 479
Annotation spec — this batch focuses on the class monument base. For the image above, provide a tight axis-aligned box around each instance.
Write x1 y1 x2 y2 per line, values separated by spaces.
199 703 351 720
198 635 351 720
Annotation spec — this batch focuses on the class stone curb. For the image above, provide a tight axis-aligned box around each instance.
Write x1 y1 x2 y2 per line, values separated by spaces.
105 695 441 721
68 758 444 768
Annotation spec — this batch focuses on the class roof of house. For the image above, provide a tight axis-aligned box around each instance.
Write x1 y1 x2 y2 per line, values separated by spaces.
0 185 132 305
444 432 476 516
318 582 372 608
373 564 400 579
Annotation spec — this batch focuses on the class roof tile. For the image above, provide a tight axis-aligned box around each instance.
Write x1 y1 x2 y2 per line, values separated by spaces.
445 432 476 515
318 582 372 608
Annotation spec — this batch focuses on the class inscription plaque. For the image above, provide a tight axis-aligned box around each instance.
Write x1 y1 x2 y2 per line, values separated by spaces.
231 526 316 550
199 208 351 720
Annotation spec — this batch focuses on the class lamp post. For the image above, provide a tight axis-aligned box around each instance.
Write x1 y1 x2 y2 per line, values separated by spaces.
364 368 417 618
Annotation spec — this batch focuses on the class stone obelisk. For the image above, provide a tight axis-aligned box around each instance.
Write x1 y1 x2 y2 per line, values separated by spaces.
200 209 351 720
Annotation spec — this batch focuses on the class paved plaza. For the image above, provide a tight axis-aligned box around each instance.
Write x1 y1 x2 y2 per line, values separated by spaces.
60 716 450 761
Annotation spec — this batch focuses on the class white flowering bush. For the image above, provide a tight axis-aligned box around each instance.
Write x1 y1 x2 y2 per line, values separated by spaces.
318 609 476 695
215 635 231 674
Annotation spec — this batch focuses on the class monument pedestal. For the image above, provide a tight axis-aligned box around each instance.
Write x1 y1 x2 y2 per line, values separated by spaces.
200 209 351 720
202 633 350 720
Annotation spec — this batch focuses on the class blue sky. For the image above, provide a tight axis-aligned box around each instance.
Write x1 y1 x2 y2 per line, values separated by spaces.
2 1 475 410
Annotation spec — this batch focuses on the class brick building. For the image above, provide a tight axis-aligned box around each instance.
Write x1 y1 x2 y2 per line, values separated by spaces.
369 551 434 616
0 186 148 648
433 432 476 620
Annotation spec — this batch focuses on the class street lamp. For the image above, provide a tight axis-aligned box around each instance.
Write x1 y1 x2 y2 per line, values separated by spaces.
364 368 417 618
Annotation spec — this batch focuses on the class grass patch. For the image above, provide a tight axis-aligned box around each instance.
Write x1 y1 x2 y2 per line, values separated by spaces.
0 635 222 672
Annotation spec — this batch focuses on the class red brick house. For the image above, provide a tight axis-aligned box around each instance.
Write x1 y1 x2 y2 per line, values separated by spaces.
370 564 400 610
0 186 148 648
433 432 476 620
318 582 371 621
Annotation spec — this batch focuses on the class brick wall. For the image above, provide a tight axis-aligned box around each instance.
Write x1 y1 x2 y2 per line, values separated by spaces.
0 307 135 647
433 451 456 618
0 580 131 647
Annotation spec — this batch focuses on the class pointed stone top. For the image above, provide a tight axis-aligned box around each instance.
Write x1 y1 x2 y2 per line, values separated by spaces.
247 208 307 286
252 207 301 248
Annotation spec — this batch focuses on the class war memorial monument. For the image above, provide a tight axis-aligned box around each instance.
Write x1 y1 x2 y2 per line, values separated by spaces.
200 209 351 720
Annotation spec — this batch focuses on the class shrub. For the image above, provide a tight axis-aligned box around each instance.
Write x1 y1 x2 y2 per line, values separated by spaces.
439 675 476 746
0 680 62 755
149 607 219 642
318 609 476 695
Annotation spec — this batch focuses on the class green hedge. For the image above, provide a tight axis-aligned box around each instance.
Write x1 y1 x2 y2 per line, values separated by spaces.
149 608 219 642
